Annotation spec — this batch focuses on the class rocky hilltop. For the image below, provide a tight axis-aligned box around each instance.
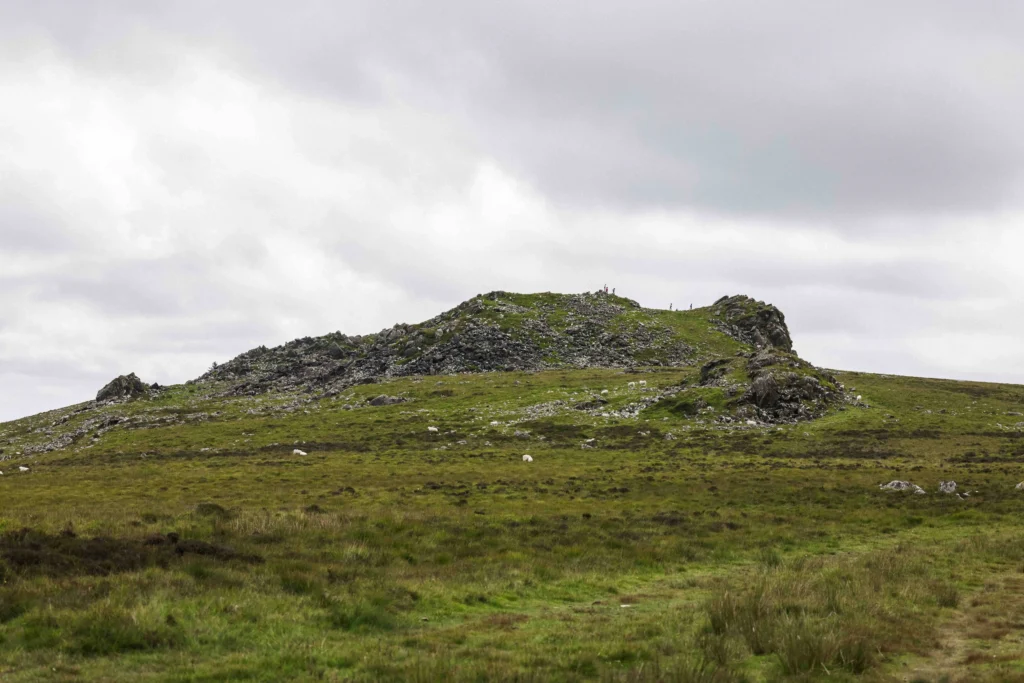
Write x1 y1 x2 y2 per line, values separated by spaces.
0 291 850 460
201 291 792 398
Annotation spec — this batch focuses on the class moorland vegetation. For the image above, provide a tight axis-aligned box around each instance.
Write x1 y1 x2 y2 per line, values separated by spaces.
1 291 1022 681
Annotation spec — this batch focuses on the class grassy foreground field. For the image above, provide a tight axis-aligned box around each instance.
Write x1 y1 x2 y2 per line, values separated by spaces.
2 365 1024 682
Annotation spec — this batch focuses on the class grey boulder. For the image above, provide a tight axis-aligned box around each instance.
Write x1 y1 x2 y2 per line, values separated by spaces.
368 395 405 406
96 373 148 402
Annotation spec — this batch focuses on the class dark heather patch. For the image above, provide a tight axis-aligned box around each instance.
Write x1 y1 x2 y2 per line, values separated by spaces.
0 529 262 579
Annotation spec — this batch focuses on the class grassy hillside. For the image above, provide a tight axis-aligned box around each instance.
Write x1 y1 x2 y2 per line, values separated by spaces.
1 292 1023 682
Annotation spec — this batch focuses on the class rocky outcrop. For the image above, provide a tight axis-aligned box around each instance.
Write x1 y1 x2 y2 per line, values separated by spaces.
738 350 842 421
96 373 148 402
710 295 793 352
678 349 845 424
645 346 846 425
202 292 696 397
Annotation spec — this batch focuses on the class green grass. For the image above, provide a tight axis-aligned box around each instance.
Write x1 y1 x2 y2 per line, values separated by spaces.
2 354 1024 679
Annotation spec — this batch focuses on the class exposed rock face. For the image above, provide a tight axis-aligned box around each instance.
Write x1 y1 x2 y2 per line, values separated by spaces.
96 373 148 402
203 292 696 397
710 295 793 352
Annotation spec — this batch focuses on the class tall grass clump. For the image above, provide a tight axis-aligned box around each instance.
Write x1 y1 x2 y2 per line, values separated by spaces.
700 546 945 676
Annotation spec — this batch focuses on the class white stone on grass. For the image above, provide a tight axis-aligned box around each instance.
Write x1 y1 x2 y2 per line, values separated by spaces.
880 480 925 494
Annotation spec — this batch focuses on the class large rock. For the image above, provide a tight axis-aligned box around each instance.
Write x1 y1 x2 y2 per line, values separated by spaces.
710 295 793 352
747 375 780 408
96 373 148 402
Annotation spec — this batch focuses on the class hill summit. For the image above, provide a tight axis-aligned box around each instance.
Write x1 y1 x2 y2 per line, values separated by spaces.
193 290 840 425
203 291 794 396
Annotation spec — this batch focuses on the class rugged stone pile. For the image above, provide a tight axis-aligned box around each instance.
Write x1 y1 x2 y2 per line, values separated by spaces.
202 291 698 397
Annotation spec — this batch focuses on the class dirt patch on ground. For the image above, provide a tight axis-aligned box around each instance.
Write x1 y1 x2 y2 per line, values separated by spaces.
0 528 263 579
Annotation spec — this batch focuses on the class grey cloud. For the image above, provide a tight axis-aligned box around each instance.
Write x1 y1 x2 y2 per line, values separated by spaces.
0 190 81 254
0 356 109 383
0 359 110 421
1 257 222 317
6 1 1024 221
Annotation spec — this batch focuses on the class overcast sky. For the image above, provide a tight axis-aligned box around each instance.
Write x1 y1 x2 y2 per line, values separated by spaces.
2 1 1024 421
